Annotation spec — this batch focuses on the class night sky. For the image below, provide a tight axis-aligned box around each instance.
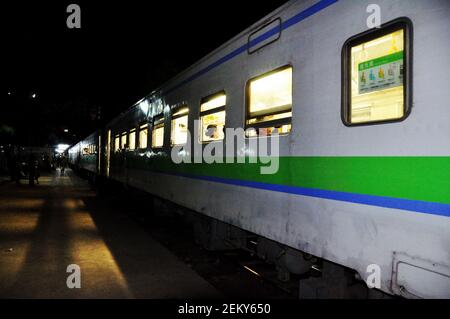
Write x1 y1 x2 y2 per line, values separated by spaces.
1 0 289 147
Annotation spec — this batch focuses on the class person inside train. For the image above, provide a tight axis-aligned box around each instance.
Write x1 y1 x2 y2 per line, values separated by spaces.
205 124 220 140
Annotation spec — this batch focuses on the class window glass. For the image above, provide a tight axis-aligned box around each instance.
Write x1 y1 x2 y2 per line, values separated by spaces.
129 130 136 150
121 133 127 149
152 117 164 148
349 29 404 123
114 136 120 152
200 93 226 142
139 124 148 149
246 66 292 136
201 111 226 142
171 107 189 146
248 67 292 117
201 94 226 112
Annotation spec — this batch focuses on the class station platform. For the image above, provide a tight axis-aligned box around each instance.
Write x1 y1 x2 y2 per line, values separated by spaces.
0 170 221 298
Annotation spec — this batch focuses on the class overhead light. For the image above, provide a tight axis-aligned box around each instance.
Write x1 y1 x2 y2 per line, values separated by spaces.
31 93 37 99
64 129 69 133
55 144 70 153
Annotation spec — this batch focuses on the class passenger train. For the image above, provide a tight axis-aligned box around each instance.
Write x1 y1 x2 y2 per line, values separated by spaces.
67 0 450 298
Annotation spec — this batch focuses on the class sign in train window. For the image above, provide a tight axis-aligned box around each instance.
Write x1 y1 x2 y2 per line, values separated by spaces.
139 124 148 149
342 18 412 125
246 66 292 137
152 116 164 148
171 107 189 146
200 92 226 142
128 129 136 150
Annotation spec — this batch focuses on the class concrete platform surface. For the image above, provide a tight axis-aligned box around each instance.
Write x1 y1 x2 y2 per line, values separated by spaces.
0 169 221 298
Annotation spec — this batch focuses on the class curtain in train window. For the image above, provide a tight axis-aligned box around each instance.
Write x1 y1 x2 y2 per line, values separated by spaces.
170 107 189 146
349 29 405 123
246 66 292 137
139 124 148 149
128 129 136 150
152 117 164 148
200 92 226 142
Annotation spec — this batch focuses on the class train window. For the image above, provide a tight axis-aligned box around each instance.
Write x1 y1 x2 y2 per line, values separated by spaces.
121 133 127 149
114 135 120 152
342 18 412 125
170 107 189 146
139 124 148 149
152 116 164 148
129 129 136 150
200 92 226 142
246 66 292 136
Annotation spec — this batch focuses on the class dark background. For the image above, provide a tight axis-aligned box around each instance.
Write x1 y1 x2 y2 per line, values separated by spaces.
1 0 289 147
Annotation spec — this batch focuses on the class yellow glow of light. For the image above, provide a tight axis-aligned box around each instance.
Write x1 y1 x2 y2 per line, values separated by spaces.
200 111 225 142
172 107 189 118
200 94 226 112
128 130 136 150
0 199 45 210
171 115 188 146
152 125 164 148
114 136 120 151
121 133 127 148
350 29 404 123
67 200 133 298
139 125 148 149
243 265 261 277
249 67 292 117
0 213 40 234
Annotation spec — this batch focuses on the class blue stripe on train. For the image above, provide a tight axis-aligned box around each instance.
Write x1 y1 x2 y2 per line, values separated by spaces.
169 172 450 218
165 0 339 94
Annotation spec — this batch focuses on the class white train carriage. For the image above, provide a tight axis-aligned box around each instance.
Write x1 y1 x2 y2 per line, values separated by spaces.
71 0 450 298
68 131 100 177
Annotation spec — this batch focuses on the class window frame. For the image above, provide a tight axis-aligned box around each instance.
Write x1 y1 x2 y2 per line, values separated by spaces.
245 64 293 132
199 91 226 143
341 17 413 127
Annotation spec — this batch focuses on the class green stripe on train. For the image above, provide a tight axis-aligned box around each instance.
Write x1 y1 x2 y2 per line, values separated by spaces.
112 155 450 205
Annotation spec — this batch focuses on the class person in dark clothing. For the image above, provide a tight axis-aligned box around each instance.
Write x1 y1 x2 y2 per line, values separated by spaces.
28 154 37 186
60 155 67 175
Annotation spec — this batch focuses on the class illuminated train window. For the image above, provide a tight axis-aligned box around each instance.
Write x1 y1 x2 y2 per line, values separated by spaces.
114 135 120 152
139 124 148 149
129 129 136 150
246 66 292 137
342 18 412 125
121 133 127 149
200 92 226 143
171 107 189 146
152 115 164 148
